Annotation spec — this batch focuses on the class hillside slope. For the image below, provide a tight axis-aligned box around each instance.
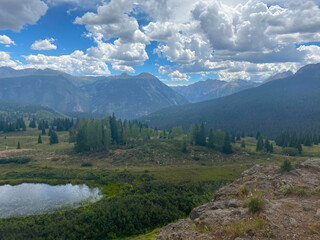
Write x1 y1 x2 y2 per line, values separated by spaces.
0 74 88 112
156 159 320 239
262 71 293 84
83 73 189 119
0 68 189 120
172 79 258 103
0 99 66 119
142 63 320 137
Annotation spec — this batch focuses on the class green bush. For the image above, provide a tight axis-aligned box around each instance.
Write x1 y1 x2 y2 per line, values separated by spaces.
81 162 93 167
248 198 264 214
282 147 299 156
280 160 293 172
239 185 249 198
0 157 31 164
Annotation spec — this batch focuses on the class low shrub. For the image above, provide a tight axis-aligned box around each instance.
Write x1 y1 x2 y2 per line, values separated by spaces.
0 157 31 164
282 147 299 156
280 160 293 172
81 162 93 167
248 197 265 214
239 185 249 198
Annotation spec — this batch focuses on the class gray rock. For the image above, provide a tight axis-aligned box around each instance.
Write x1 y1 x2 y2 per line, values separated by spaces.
302 159 320 170
315 209 320 219
228 199 239 208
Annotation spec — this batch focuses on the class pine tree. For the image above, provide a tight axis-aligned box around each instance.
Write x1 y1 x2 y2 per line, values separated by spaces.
197 123 206 146
50 129 59 145
207 128 214 149
213 129 225 151
222 132 233 154
75 123 88 152
29 119 36 128
110 114 119 144
264 139 271 152
256 136 264 152
48 127 53 136
42 126 46 135
296 143 302 154
17 141 21 149
38 135 42 144
270 143 274 153
256 131 261 140
104 126 112 150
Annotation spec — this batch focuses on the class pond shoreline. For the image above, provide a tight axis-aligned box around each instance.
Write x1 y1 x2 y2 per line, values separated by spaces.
0 183 102 218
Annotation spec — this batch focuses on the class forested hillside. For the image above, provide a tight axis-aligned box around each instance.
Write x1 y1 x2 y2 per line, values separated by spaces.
0 99 66 120
142 63 320 137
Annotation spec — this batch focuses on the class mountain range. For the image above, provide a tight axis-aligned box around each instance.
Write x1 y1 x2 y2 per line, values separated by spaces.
141 63 320 137
0 68 188 120
171 79 258 103
82 73 189 119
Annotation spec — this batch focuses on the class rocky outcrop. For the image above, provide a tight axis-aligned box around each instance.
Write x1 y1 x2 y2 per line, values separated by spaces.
155 159 320 240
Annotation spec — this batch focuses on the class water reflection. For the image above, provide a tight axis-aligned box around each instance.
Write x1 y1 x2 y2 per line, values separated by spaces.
0 183 102 218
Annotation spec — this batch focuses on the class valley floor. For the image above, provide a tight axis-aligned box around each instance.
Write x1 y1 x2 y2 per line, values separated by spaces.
0 128 318 239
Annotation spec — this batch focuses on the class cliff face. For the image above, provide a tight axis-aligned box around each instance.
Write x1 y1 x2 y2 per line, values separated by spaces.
155 159 320 240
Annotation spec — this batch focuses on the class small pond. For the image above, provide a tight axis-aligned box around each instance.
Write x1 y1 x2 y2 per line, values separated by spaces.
0 183 102 218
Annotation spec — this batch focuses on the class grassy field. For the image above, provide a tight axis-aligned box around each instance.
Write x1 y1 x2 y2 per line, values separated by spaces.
115 228 161 240
0 128 316 240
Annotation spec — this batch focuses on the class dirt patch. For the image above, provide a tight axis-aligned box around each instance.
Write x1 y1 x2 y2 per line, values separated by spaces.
0 149 33 158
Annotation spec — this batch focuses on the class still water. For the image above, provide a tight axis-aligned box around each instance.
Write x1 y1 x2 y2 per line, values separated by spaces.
0 183 102 218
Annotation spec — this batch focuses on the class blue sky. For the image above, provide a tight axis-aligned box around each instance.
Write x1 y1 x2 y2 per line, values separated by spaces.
0 0 320 85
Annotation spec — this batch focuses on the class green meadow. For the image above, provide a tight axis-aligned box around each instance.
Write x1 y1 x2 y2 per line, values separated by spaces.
0 127 316 240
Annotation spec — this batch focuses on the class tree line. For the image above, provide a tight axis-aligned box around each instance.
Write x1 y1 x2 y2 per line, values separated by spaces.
274 132 320 155
0 118 26 132
72 117 233 154
72 114 156 152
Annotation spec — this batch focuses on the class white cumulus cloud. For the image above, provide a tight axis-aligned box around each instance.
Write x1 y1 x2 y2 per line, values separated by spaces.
141 0 320 80
19 50 110 76
0 52 18 67
0 0 48 31
169 70 190 81
0 35 15 47
31 38 57 50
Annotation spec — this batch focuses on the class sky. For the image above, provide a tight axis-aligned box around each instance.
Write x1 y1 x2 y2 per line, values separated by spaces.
0 0 320 85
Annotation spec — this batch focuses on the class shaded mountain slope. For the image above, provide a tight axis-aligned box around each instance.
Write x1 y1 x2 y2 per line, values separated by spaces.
0 74 88 112
0 99 66 119
83 73 189 119
262 70 293 84
142 63 320 137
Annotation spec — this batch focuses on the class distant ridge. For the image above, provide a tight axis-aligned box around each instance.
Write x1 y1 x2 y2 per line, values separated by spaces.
171 79 258 102
0 68 189 120
141 63 320 137
262 71 293 84
83 72 189 119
